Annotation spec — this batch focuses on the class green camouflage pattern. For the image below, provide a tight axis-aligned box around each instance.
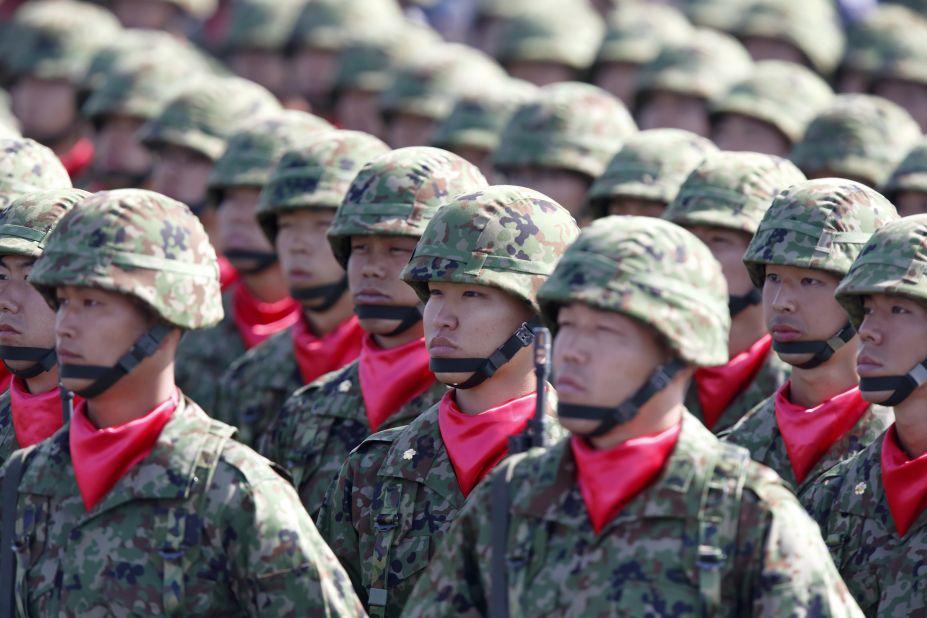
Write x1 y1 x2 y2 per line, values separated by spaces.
402 413 863 617
82 58 199 123
491 81 637 178
291 0 405 51
258 129 391 241
0 391 16 468
884 139 927 196
664 151 807 234
0 90 20 138
333 22 441 95
401 184 581 313
835 215 927 329
586 128 717 215
867 7 927 87
743 178 900 287
316 399 567 618
2 396 366 617
328 146 489 269
0 138 72 210
841 5 919 78
595 3 694 66
805 433 927 616
723 395 893 497
218 0 307 53
29 189 223 331
259 359 448 516
538 216 730 367
710 60 834 143
636 28 753 102
788 95 922 188
0 188 90 259
491 2 605 70
165 0 218 18
138 75 282 161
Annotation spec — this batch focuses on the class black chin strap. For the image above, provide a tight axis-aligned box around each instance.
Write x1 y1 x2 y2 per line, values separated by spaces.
728 288 761 318
354 304 422 337
430 319 540 390
0 346 57 379
860 357 927 407
558 359 686 438
223 249 278 275
772 322 856 370
59 323 173 399
291 276 348 312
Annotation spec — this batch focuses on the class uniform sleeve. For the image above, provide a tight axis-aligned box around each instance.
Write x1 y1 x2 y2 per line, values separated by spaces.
257 387 302 464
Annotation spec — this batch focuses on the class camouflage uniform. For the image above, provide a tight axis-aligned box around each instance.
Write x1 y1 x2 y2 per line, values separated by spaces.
260 147 489 514
0 138 72 209
403 215 861 617
725 179 899 497
212 130 390 447
316 185 579 618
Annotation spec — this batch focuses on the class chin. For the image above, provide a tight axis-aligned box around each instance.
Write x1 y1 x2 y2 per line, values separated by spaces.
556 415 602 436
858 389 893 405
433 372 473 387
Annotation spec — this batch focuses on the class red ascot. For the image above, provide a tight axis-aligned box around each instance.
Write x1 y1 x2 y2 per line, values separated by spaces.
0 364 11 393
882 426 927 537
292 314 364 385
10 378 75 448
70 389 179 511
694 334 773 431
231 283 301 350
359 335 434 432
58 137 95 180
218 255 240 292
572 422 680 534
438 390 537 497
775 381 870 485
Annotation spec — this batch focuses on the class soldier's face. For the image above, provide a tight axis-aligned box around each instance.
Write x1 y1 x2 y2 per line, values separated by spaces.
335 90 386 138
386 113 436 149
348 235 421 337
872 78 927 132
228 50 288 98
217 187 275 259
11 77 78 144
112 0 180 30
712 114 791 157
857 294 927 405
93 114 152 186
687 226 754 297
740 36 809 66
895 190 927 218
637 91 710 136
593 62 638 107
424 282 535 387
277 210 344 309
505 60 574 87
763 264 858 367
606 197 666 218
502 167 591 219
0 255 56 372
150 145 213 208
291 47 340 107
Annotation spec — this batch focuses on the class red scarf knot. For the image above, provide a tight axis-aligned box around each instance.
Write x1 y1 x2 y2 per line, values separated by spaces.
358 335 434 432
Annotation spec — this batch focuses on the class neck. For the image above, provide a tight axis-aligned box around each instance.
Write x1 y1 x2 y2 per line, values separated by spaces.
788 348 859 408
453 368 535 416
24 365 60 395
85 365 176 429
891 389 927 458
242 265 289 303
373 320 424 349
302 291 354 336
728 305 766 357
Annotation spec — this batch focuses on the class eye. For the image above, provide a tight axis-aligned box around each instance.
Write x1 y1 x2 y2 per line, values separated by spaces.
351 241 369 252
390 246 411 255
764 272 779 283
83 298 100 308
892 305 911 315
428 288 443 297
800 277 821 287
462 290 483 298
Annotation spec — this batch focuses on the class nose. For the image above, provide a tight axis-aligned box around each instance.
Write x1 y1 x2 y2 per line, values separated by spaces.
553 328 588 369
427 297 457 333
769 280 795 313
857 314 883 345
55 303 78 342
0 281 22 314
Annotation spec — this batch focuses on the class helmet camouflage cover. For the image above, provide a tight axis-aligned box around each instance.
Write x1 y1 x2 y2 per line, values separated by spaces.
596 3 694 67
492 1 605 71
0 138 72 210
218 0 306 53
0 188 90 258
884 139 927 197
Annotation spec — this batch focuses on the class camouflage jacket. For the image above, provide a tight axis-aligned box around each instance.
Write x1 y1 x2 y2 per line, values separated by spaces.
316 397 566 618
401 413 863 618
174 289 246 416
804 432 926 617
214 327 300 448
0 390 17 468
259 359 448 517
0 395 365 617
722 394 893 501
685 349 790 434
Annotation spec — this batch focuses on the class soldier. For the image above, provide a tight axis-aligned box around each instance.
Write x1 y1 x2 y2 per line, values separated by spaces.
0 189 364 617
723 179 897 498
0 137 72 210
316 185 579 617
173 111 332 413
107 0 216 37
260 147 487 515
866 8 927 131
585 128 717 219
789 95 922 189
491 81 637 220
883 138 927 216
805 215 927 616
213 130 389 447
0 188 89 467
710 61 834 157
402 215 862 617
836 5 920 94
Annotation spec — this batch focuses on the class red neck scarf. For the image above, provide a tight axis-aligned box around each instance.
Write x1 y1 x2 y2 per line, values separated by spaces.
70 389 179 511
218 255 240 292
292 314 364 385
231 283 301 350
775 381 870 485
438 390 537 497
10 378 72 448
694 334 772 431
58 137 95 180
0 364 11 393
572 421 680 534
359 335 434 432
882 426 927 537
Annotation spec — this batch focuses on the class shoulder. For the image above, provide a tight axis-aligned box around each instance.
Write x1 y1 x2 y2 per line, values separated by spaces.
720 395 776 442
222 328 295 382
287 361 362 407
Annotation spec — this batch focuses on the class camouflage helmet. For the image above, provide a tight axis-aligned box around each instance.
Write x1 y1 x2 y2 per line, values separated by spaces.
537 215 729 367
290 0 405 52
710 61 834 143
789 94 922 188
0 90 20 139
138 75 282 161
257 130 391 241
743 178 899 287
328 146 489 268
636 28 753 103
218 0 307 53
82 58 199 124
401 184 580 313
0 188 90 259
841 5 918 79
0 138 72 210
586 128 717 215
2 0 122 83
884 139 927 197
596 3 694 67
207 110 333 204
29 189 223 330
664 151 807 235
869 10 927 87
162 0 219 18
491 81 637 178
